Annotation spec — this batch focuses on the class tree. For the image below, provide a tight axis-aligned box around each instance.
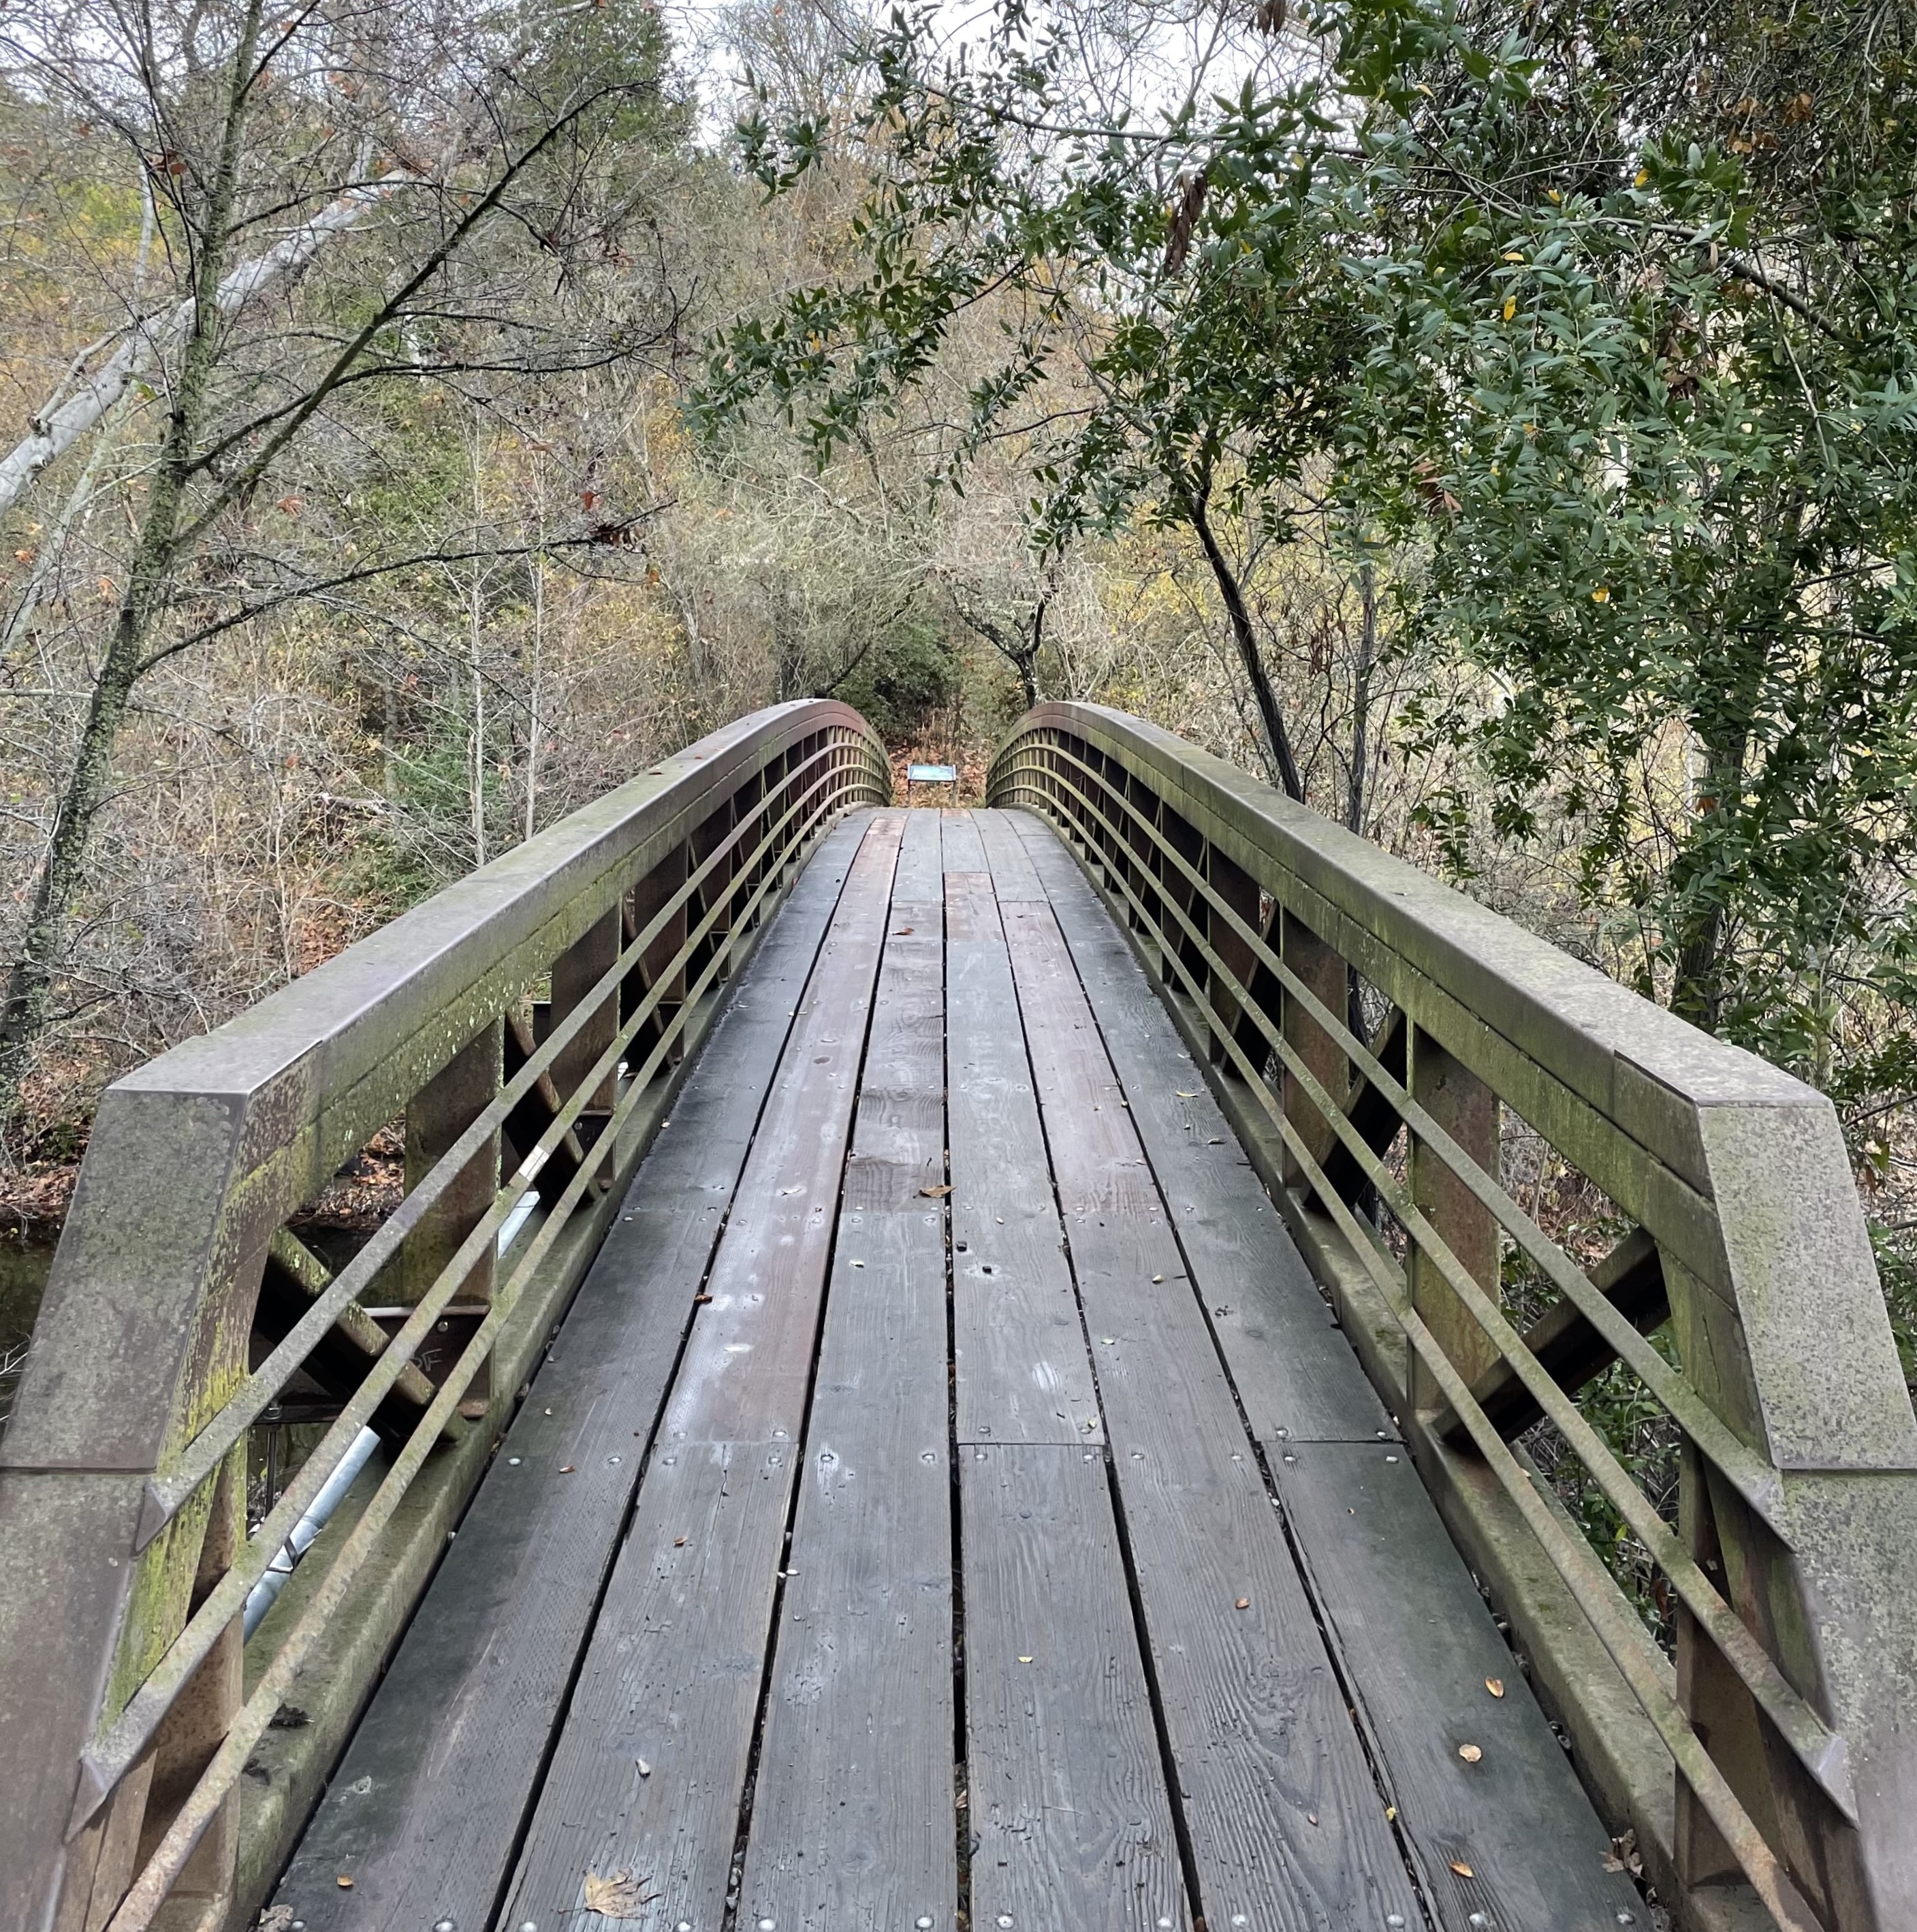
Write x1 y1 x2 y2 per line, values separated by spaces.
0 0 686 1119
702 0 1917 1081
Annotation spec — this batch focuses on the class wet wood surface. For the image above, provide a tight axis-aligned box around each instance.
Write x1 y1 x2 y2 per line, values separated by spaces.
279 807 1643 1932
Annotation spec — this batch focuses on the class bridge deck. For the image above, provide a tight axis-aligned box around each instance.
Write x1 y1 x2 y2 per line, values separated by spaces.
272 808 1642 1932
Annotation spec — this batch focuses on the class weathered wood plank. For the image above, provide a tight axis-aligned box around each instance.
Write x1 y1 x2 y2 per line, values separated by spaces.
947 862 1103 1448
992 885 1422 1932
893 805 947 904
653 815 904 1451
1273 1442 1645 1931
268 816 871 1932
940 809 987 874
1011 813 1395 1446
739 1203 955 1930
737 849 955 1929
961 1444 1190 1932
498 812 903 1932
972 807 1043 901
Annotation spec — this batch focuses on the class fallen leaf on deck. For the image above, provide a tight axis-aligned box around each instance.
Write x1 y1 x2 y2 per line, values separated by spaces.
893 927 915 936
1177 1090 1198 1098
636 1758 651 1776
1459 1744 1483 1762
583 1869 654 1916
1449 1860 1475 1878
1384 1805 1397 1822
1235 1597 1251 1610
560 1464 576 1474
921 1184 953 1197
851 1259 865 1267
674 1536 687 1547
336 1877 353 1890
1151 1273 1164 1283
1485 1677 1504 1697
1018 1655 1034 1663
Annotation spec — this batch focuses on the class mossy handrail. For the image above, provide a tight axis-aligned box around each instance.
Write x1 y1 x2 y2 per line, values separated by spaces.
991 701 1917 1932
0 699 889 1932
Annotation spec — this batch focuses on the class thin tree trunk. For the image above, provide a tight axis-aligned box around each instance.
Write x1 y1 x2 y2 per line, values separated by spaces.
469 438 488 870
1347 561 1377 835
526 537 543 844
0 0 267 1120
1179 479 1303 801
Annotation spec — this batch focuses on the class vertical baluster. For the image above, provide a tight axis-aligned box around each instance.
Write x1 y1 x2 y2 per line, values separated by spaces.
1406 1026 1498 1414
402 1017 503 1408
141 1446 247 1931
627 843 688 1073
1279 910 1348 1184
551 910 622 1167
1205 846 1263 1073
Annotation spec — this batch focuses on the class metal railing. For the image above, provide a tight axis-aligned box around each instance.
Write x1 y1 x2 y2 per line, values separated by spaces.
0 700 889 1932
990 703 1917 1932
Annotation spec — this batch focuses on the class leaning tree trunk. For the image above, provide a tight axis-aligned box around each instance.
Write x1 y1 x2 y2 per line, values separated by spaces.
0 0 266 1124
1179 482 1303 802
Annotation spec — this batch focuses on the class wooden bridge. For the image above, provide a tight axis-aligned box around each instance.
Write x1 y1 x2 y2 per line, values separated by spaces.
3 701 1914 1932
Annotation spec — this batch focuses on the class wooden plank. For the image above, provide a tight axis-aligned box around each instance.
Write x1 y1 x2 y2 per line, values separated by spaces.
1011 814 1395 1445
961 1444 1190 1932
270 816 872 1932
737 851 956 1928
893 805 947 904
940 808 987 874
947 865 1103 1448
738 1205 955 1929
499 813 904 1932
972 807 1043 900
992 887 1422 1932
1273 1442 1646 1931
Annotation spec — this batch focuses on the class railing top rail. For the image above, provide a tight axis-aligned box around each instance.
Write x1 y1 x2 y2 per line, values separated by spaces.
992 703 1917 1476
118 699 873 1107
4 699 885 1476
992 701 1917 1931
1004 702 1809 1120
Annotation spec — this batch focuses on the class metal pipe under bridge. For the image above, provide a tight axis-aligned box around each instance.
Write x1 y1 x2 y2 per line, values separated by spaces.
2 699 1913 1932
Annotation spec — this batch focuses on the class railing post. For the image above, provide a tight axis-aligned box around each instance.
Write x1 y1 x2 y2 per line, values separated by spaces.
1279 910 1348 1184
552 909 622 1120
400 1017 503 1407
1204 846 1264 1073
144 1444 247 1929
626 843 688 1070
1406 1024 1500 1414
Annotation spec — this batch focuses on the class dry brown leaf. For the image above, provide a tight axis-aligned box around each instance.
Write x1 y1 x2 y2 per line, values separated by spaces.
335 1876 354 1890
1458 1743 1483 1763
1449 1859 1475 1878
560 1464 577 1474
673 1536 687 1547
582 1869 653 1917
1485 1677 1505 1697
921 1184 953 1197
1234 1597 1251 1610
893 926 915 936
